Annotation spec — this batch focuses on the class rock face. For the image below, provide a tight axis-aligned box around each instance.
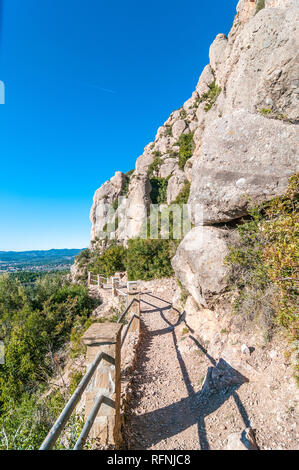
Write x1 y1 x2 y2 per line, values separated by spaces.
90 171 125 241
172 227 237 307
218 3 299 119
189 110 299 225
88 0 298 307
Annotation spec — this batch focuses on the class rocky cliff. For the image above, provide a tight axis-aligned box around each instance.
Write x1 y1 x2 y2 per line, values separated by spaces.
88 0 298 307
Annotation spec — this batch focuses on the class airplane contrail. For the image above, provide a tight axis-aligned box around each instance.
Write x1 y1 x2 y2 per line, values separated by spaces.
85 83 117 94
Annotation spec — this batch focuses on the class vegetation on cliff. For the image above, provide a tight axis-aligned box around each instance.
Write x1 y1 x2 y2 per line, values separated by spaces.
177 133 194 170
225 174 299 379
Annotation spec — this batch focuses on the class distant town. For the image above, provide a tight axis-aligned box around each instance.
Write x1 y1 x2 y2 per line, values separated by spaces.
0 249 84 273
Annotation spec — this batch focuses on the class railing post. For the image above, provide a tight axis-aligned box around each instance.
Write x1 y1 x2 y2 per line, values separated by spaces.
81 323 123 448
127 286 140 334
111 277 119 298
97 274 101 290
87 272 91 287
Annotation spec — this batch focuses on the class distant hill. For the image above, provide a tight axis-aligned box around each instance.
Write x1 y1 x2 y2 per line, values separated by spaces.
0 249 85 272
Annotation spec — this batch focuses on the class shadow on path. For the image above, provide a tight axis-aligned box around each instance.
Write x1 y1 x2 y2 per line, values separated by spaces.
126 293 251 450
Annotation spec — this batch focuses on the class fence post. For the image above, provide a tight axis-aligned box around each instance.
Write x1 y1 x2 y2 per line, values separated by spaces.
97 274 101 290
111 277 119 298
81 323 123 448
87 272 91 287
127 284 140 334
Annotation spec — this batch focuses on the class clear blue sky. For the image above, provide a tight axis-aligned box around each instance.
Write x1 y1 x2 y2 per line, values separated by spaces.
0 0 237 251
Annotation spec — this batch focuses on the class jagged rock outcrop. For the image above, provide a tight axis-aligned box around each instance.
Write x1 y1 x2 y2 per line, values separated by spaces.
171 0 299 305
90 171 125 241
125 174 152 240
216 3 299 119
88 0 298 308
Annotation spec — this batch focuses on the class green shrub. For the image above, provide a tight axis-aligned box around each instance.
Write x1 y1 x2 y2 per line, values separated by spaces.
112 199 119 211
178 133 194 170
259 108 272 116
121 169 134 196
148 153 162 178
177 279 189 304
174 181 191 205
201 80 222 112
126 238 175 281
0 388 86 450
180 109 187 119
0 274 95 411
150 177 169 205
0 272 96 448
164 125 173 137
255 0 265 14
89 245 127 277
75 249 91 268
225 174 299 348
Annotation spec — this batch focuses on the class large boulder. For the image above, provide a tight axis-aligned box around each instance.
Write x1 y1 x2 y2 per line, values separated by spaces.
135 152 154 175
189 110 299 225
158 159 177 179
172 120 187 140
172 226 236 307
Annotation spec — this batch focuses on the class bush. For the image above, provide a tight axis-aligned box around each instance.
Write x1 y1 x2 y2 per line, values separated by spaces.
89 245 127 277
122 170 134 196
180 109 187 119
255 0 265 14
201 80 222 112
0 273 96 437
126 238 175 281
112 199 119 211
174 181 191 205
0 280 95 404
150 177 169 205
164 125 173 137
225 174 299 347
178 133 194 170
0 388 86 450
148 153 162 178
75 248 91 268
259 108 272 116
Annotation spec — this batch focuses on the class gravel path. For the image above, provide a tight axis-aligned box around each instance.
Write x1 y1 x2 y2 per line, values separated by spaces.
90 278 298 450
124 291 219 450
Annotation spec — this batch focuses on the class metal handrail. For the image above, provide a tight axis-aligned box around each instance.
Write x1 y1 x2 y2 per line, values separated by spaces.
40 274 140 450
39 350 107 450
117 298 135 324
73 394 105 450
121 313 139 347
115 288 127 296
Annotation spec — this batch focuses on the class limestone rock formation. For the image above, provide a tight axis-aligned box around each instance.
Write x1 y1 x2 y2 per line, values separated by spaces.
172 227 237 307
189 110 299 225
90 171 125 241
88 0 298 308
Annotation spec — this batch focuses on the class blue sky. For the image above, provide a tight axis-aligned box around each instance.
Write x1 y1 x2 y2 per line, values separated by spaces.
0 0 237 251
